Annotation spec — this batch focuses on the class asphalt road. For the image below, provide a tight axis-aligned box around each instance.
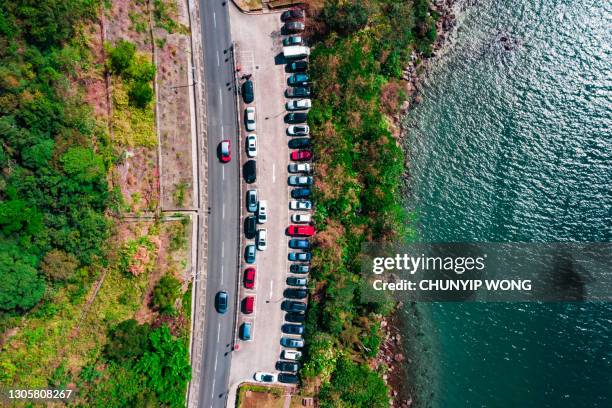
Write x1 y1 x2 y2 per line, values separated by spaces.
196 0 239 407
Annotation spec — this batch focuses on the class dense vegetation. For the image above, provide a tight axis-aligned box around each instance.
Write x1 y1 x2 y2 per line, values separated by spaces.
303 0 437 405
0 0 111 317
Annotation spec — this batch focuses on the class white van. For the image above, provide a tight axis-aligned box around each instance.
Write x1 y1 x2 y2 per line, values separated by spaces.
257 200 268 224
282 350 302 361
256 229 267 251
291 214 311 224
283 45 310 59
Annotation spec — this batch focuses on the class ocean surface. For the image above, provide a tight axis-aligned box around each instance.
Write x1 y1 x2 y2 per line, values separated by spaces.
403 0 612 407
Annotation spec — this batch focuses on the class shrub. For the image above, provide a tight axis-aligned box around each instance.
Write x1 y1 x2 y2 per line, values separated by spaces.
152 275 181 315
0 240 45 312
41 249 79 281
109 40 136 74
128 80 154 108
104 319 152 363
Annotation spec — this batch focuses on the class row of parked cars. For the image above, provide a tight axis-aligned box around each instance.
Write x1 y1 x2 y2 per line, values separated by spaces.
253 8 312 385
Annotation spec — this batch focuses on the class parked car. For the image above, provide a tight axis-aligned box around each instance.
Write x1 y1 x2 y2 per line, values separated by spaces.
256 229 267 251
257 200 268 224
245 107 256 131
291 213 312 224
291 188 311 199
242 296 255 314
284 21 305 33
290 264 310 274
247 189 258 212
283 36 302 46
288 239 310 250
288 163 311 173
281 9 304 21
278 373 299 384
288 73 309 86
215 291 228 313
242 80 254 103
246 134 257 157
282 350 302 360
254 372 276 383
285 288 308 299
286 99 311 110
288 138 311 150
290 150 312 161
244 160 256 183
287 60 308 72
282 300 307 313
287 276 308 286
244 216 257 239
285 312 306 323
290 200 312 210
288 225 315 236
287 124 309 136
285 87 311 98
285 112 308 123
282 324 304 335
218 140 231 162
240 322 252 341
245 244 256 263
280 337 304 348
243 267 256 289
276 361 299 373
288 252 311 262
288 176 313 186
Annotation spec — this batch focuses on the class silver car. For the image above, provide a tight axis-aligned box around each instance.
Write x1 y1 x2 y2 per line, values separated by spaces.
290 200 312 210
245 107 256 131
246 134 257 157
288 176 313 186
247 189 258 212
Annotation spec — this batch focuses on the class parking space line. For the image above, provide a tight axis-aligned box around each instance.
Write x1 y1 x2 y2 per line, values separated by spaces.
272 164 276 183
269 280 274 300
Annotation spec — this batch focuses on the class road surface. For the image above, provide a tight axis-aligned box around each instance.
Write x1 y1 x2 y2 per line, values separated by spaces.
196 0 239 406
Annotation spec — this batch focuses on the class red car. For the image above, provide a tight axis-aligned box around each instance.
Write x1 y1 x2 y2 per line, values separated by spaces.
242 296 255 314
290 150 312 161
243 268 256 289
287 225 315 237
219 140 231 162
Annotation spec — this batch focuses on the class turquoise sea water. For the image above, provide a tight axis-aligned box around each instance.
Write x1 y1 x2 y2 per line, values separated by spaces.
404 0 612 406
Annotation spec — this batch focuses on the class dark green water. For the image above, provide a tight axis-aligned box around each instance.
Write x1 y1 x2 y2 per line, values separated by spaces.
404 0 612 407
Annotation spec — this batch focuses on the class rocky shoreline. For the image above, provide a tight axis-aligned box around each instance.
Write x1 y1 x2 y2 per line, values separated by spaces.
379 1 459 407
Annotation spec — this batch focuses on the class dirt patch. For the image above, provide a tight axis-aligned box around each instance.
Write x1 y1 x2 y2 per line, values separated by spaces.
239 388 286 408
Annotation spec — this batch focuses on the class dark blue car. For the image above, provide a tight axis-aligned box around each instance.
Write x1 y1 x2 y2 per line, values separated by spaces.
291 188 311 199
288 239 310 249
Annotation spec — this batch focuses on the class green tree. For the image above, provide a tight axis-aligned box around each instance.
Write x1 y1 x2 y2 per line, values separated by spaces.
60 146 105 182
128 80 154 108
319 358 389 407
109 40 136 74
321 0 369 36
40 249 79 281
0 240 45 312
152 275 181 315
104 319 152 363
136 325 191 408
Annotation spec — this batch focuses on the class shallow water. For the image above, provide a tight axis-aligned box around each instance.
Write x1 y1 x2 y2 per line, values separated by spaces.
403 0 612 406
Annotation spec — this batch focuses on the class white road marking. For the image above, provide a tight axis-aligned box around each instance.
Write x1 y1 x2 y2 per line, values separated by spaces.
222 203 225 219
221 125 224 138
269 280 274 299
217 322 221 342
221 241 225 257
217 51 220 66
272 164 276 183
219 88 223 107
222 165 225 180
213 11 217 28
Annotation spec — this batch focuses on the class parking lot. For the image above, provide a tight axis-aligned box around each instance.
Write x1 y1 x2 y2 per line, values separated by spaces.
227 5 312 392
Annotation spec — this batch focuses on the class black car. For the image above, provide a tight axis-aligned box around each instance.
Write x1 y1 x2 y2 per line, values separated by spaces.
244 160 256 183
288 239 310 250
276 361 299 373
287 61 308 72
290 264 310 274
244 216 257 239
291 188 311 199
282 323 305 335
285 112 308 124
285 312 306 323
284 288 308 299
288 138 311 149
282 300 307 313
242 80 254 104
278 373 299 384
281 9 304 21
215 291 228 314
285 87 311 98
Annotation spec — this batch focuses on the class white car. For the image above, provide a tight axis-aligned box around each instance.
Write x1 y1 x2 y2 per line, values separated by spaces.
257 200 268 224
286 99 312 111
246 134 257 157
290 200 312 210
254 372 277 383
287 125 309 136
291 214 311 223
282 350 302 361
256 229 267 250
288 163 311 173
245 107 256 131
